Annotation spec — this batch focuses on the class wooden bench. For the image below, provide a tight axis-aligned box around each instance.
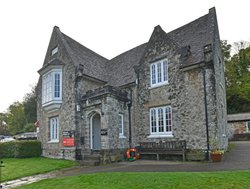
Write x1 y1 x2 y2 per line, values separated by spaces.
139 140 186 161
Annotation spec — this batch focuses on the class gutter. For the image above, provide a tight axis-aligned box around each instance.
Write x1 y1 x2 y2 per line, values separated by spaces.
202 67 210 161
127 90 133 148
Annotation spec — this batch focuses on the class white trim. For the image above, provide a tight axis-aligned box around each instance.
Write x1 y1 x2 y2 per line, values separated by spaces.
51 46 58 56
149 106 172 136
47 140 59 143
42 68 62 107
150 59 169 87
118 114 125 138
247 121 250 132
49 117 59 142
147 134 173 138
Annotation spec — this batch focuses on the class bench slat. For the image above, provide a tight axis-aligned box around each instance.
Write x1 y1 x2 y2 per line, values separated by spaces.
139 140 186 161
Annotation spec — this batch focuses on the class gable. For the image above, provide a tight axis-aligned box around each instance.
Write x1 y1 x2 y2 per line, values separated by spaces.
39 8 219 88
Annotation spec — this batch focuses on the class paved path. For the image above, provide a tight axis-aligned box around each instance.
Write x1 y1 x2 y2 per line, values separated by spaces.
2 141 250 188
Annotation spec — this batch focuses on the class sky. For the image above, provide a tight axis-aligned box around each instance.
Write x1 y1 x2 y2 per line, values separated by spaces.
0 0 249 113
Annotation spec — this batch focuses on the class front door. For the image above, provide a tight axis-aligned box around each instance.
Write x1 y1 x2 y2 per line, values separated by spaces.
92 113 101 150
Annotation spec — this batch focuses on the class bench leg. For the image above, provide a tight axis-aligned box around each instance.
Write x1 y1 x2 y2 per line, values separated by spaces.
156 154 159 160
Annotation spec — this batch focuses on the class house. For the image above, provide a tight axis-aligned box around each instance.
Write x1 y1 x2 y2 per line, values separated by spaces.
37 7 228 162
228 113 250 140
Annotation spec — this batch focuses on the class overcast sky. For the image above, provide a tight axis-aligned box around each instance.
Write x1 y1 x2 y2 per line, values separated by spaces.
0 0 249 112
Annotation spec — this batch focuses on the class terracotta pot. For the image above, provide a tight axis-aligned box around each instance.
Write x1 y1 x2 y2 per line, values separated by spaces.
210 153 222 162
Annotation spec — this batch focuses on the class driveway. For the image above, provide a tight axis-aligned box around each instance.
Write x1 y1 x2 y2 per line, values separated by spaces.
57 141 250 176
2 141 250 188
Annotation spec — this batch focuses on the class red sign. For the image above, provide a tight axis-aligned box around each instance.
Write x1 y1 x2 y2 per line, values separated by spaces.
63 138 75 147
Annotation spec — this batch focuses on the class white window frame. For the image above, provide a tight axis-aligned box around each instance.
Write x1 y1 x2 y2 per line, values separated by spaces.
42 69 62 106
49 117 59 142
148 106 173 138
150 59 169 87
51 46 58 56
118 114 126 138
247 121 250 132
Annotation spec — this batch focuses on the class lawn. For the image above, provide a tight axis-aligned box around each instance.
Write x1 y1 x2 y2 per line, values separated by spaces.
0 157 76 182
17 171 250 189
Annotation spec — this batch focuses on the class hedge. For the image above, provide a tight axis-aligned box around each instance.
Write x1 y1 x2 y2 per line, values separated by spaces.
0 140 42 158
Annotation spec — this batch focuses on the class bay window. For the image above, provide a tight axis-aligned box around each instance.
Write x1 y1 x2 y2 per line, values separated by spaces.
42 69 62 106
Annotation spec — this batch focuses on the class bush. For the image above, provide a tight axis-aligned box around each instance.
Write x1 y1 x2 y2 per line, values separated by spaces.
0 141 16 158
0 140 41 158
15 140 42 157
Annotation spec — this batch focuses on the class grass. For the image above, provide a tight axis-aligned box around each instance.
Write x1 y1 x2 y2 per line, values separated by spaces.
0 157 76 182
17 171 250 189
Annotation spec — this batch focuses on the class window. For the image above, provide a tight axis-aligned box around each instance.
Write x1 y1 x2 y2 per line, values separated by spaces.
149 106 172 137
49 117 59 142
150 59 169 87
118 114 125 138
42 69 62 106
51 47 58 56
247 121 250 132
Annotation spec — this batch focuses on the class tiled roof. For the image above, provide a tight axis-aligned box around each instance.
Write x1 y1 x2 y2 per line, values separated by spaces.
50 8 217 87
106 43 147 87
61 32 108 82
167 13 213 66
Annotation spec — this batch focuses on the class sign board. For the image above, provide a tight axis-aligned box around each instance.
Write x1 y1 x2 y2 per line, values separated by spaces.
101 129 108 136
62 130 75 147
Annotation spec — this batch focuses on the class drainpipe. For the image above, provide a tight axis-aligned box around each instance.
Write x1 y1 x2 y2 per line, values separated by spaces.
202 67 210 161
127 90 132 148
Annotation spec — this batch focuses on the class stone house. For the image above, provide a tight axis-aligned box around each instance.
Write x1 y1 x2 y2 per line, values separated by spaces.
37 7 228 162
228 113 250 140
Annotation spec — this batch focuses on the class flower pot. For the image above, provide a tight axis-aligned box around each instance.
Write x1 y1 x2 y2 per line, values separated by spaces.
210 153 222 162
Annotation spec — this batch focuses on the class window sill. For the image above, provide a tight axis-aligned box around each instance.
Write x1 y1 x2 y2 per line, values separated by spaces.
119 135 126 139
47 140 59 144
147 134 173 138
149 82 169 89
42 101 62 111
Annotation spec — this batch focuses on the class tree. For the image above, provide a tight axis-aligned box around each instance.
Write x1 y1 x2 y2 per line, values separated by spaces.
23 86 37 124
221 40 250 113
6 102 27 135
0 112 9 135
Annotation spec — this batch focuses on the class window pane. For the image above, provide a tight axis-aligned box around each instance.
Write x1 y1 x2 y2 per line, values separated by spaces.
118 114 123 135
151 109 157 133
157 62 162 83
151 64 156 84
165 107 172 132
54 73 60 98
50 117 59 141
158 108 164 132
163 60 168 82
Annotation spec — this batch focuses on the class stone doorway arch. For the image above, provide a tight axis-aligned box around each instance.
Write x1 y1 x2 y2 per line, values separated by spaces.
90 112 101 150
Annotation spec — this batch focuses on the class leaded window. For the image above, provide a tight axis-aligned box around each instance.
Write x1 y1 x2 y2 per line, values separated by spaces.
150 59 169 87
150 106 172 135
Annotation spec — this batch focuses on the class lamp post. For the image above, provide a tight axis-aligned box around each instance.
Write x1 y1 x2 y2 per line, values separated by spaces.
0 160 4 188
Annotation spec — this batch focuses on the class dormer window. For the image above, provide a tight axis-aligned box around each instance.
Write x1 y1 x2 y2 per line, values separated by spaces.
51 46 58 56
150 59 169 87
42 69 62 108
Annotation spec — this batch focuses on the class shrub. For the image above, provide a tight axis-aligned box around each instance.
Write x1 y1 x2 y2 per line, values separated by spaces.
15 140 42 157
0 140 41 158
0 141 16 158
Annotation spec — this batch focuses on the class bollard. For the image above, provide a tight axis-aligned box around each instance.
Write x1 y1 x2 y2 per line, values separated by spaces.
0 161 4 188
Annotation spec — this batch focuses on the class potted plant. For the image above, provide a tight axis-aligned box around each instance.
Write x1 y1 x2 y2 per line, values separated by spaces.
210 149 224 162
209 137 224 162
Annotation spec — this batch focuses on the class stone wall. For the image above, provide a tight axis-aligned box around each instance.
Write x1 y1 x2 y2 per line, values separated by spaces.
37 31 78 160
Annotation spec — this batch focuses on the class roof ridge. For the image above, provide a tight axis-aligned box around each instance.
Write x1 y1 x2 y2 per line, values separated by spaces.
107 42 147 63
167 12 209 36
54 27 76 65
